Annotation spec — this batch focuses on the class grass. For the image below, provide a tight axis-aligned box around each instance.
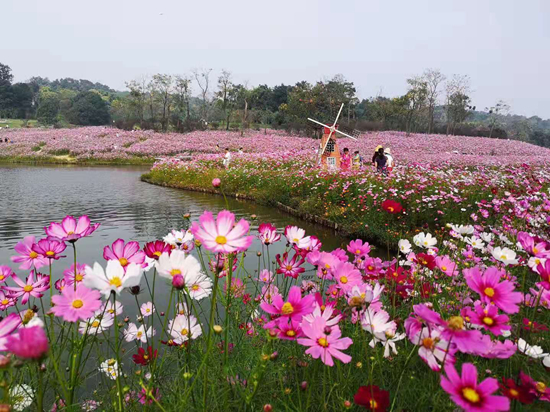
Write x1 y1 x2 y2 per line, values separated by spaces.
0 119 39 128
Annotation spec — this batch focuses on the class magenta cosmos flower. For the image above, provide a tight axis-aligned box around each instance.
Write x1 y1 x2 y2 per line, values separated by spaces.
45 215 99 242
276 252 305 279
297 316 352 366
63 263 89 286
0 266 13 284
6 326 48 359
103 239 146 268
463 303 511 336
143 240 172 260
441 362 510 412
51 284 102 322
258 223 281 245
11 236 48 270
4 271 50 305
261 286 315 327
32 239 66 260
0 313 22 351
464 266 522 314
191 210 254 253
347 239 371 257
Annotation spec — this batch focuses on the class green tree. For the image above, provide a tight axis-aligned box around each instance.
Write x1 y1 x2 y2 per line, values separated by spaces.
68 91 111 125
36 87 60 125
10 83 34 118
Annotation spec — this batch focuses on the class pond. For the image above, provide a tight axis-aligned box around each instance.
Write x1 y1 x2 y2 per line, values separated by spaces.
0 164 358 314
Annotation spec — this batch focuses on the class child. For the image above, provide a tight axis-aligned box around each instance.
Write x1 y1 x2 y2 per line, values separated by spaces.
384 148 394 174
223 148 231 168
341 148 351 170
352 151 362 170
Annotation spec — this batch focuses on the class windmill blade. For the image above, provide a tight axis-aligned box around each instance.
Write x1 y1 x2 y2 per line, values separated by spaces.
335 129 358 140
307 118 331 129
332 103 344 127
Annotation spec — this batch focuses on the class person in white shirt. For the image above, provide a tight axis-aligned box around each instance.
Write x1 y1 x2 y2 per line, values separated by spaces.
384 148 394 174
223 148 231 168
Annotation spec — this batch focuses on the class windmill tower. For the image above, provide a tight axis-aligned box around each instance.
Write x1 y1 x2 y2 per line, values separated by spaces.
308 103 359 169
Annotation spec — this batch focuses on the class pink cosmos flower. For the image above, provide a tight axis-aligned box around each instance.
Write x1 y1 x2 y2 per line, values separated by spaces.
484 340 517 359
11 236 48 270
435 255 458 277
333 261 362 292
464 266 522 314
535 260 550 290
297 315 352 366
191 210 254 253
463 303 511 336
284 226 310 249
50 284 102 322
413 304 489 354
0 290 16 310
272 318 304 340
0 313 22 351
331 248 348 262
32 238 66 260
257 269 274 284
0 266 13 284
440 362 510 412
260 286 315 322
45 215 99 242
143 240 172 260
276 252 305 279
517 232 550 258
4 271 50 305
103 239 146 268
347 239 371 257
63 263 90 286
55 278 67 292
6 326 48 359
258 223 281 245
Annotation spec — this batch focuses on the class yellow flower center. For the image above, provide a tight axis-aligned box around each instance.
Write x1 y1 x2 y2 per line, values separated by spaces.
75 274 83 282
293 238 299 243
170 269 182 277
441 266 447 271
317 337 329 347
0 275 3 281
286 265 293 271
281 302 294 315
72 299 84 309
29 251 38 259
1 299 8 305
533 247 539 254
482 317 494 326
23 285 33 292
422 337 434 349
484 287 495 298
355 249 361 254
107 359 116 366
153 251 162 257
215 236 227 245
448 316 464 330
462 387 480 403
92 320 100 328
46 251 55 256
536 382 547 393
340 276 348 284
388 207 394 212
192 285 199 291
509 389 519 397
180 328 189 336
370 400 378 409
137 331 143 337
109 277 122 287
67 231 74 235
143 354 149 360
146 308 151 312
286 330 296 337
119 257 128 267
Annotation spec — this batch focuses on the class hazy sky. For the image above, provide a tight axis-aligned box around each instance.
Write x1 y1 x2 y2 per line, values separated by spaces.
3 0 549 118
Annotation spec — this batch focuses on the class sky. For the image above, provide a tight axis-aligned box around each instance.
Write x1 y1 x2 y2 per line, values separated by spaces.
2 0 549 118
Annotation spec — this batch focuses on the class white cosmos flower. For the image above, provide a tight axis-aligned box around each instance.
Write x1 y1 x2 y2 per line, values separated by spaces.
361 308 396 336
79 313 114 335
140 302 155 317
499 234 513 245
175 302 190 316
84 260 143 297
168 314 202 344
450 224 474 235
10 384 34 411
124 323 155 343
157 250 202 281
103 301 123 317
465 236 485 250
517 338 548 359
480 232 494 243
369 330 406 358
186 272 213 300
284 226 311 249
413 233 437 249
163 229 193 246
492 247 519 265
528 256 546 272
99 359 119 380
398 239 411 254
543 355 550 368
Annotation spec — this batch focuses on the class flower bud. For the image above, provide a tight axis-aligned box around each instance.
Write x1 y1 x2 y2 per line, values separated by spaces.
172 274 185 290
344 400 352 408
129 285 141 295
212 178 221 188
270 351 279 361
213 325 223 334
300 381 308 391
323 326 332 335
263 405 272 412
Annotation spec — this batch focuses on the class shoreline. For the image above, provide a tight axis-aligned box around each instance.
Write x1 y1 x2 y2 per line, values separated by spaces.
0 155 155 166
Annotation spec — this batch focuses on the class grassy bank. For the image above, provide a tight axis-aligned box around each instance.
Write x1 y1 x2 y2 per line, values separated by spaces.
0 154 155 166
142 154 548 245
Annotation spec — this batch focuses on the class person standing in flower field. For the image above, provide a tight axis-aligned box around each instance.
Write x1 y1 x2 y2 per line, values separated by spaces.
352 150 362 170
372 146 387 174
341 148 351 170
223 147 231 168
384 148 395 174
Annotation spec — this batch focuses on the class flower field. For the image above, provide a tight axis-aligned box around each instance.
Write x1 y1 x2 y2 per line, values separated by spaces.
1 205 550 411
2 126 550 165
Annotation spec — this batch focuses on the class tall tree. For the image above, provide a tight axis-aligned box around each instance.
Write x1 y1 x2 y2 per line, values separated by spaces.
216 70 234 130
486 100 510 138
192 68 212 123
68 91 110 126
36 87 60 125
152 74 173 132
423 69 446 133
126 77 147 127
445 75 472 135
404 76 428 134
173 75 192 131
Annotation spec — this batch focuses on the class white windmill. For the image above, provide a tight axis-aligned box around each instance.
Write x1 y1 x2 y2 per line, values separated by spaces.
307 103 359 168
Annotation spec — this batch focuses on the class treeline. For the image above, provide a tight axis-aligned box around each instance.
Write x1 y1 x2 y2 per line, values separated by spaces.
2 61 550 147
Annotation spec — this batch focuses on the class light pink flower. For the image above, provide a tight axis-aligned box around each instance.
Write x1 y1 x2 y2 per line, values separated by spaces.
45 215 99 242
333 261 362 292
63 263 90 286
103 239 146 268
0 313 22 351
0 266 13 284
10 236 48 270
32 238 66 260
297 315 352 366
347 239 371 257
258 223 281 245
4 271 50 304
191 210 253 253
51 284 102 322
